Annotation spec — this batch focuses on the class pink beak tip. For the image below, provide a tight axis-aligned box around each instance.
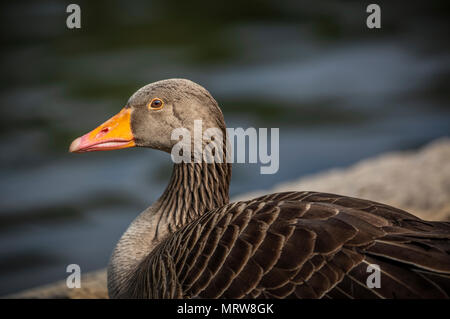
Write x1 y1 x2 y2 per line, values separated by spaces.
69 137 82 153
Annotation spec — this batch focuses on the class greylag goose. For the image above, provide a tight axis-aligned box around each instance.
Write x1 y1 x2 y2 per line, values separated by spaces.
69 79 450 299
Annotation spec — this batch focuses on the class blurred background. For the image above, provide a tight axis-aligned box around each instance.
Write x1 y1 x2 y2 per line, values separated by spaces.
0 0 449 295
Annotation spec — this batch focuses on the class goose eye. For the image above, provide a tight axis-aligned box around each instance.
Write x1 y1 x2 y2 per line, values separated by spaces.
149 98 164 110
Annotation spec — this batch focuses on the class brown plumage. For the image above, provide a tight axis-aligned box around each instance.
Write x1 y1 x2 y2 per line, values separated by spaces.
69 79 450 299
121 191 450 299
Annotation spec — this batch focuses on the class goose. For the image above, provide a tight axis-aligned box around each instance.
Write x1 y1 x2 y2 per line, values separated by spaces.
69 78 450 299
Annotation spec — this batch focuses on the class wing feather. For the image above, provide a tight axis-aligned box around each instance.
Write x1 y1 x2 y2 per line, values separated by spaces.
126 191 450 299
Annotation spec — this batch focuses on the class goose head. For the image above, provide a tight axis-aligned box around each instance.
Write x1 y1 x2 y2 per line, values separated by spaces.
69 79 226 154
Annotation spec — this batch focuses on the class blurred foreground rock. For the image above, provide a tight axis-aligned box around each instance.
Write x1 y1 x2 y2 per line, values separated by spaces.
6 138 450 299
7 269 108 299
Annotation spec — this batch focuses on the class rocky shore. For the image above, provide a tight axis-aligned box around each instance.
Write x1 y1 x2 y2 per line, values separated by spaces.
6 137 450 299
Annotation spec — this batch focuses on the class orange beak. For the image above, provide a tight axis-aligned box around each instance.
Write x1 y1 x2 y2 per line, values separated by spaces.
69 107 136 153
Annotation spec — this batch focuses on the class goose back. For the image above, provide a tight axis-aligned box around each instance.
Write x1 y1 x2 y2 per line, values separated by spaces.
113 191 450 299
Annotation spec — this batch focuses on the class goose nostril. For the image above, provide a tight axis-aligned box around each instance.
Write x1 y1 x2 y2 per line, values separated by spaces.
96 127 110 138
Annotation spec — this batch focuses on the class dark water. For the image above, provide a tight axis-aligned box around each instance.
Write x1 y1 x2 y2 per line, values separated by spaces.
0 1 449 295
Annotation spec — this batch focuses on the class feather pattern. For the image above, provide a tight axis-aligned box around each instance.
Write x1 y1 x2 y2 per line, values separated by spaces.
116 188 450 299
